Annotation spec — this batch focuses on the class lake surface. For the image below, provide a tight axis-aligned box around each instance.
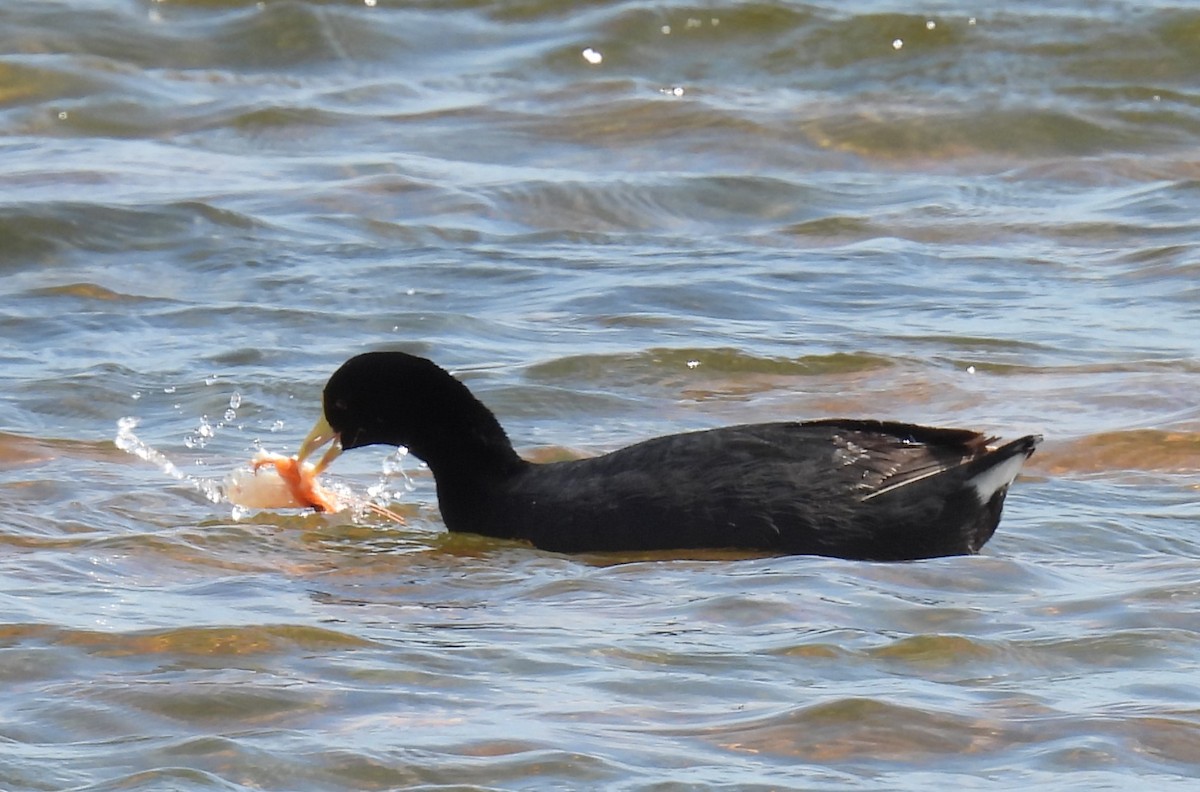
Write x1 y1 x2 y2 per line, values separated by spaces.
2 1 1199 789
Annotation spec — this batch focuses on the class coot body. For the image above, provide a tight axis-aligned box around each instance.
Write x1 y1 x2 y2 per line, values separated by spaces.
298 351 1041 561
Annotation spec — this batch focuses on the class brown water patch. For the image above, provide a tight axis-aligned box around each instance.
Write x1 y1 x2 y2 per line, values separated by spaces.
56 624 377 657
698 698 1015 761
579 547 777 565
526 347 893 385
869 634 999 668
1032 430 1200 476
0 431 57 468
28 282 145 301
521 445 591 464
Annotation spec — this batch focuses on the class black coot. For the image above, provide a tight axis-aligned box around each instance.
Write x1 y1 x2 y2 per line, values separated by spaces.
297 351 1041 561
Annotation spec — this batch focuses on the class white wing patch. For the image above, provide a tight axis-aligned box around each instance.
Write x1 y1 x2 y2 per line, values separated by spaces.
967 451 1027 504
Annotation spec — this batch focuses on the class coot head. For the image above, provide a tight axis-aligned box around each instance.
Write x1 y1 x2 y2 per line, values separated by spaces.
297 351 520 478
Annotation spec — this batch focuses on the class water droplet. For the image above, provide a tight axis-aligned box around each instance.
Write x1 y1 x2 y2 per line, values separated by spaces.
371 446 415 499
685 18 701 28
968 17 977 26
892 39 904 50
163 386 176 394
229 391 242 410
224 409 236 422
185 416 215 449
686 359 701 369
204 375 218 386
381 446 410 476
661 25 671 34
581 47 603 65
966 365 977 374
660 86 685 97
926 20 936 30
57 111 68 120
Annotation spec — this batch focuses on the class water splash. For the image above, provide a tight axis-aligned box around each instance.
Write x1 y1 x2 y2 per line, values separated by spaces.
116 408 409 524
367 445 415 503
115 416 224 503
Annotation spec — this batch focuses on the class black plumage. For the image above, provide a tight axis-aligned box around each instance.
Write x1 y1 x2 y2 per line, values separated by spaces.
298 351 1041 561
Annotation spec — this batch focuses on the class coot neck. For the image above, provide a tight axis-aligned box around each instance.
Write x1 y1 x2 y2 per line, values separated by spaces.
411 427 526 485
403 387 527 486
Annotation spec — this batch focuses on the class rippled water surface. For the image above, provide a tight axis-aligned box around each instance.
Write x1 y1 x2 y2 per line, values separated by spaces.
3 1 1200 789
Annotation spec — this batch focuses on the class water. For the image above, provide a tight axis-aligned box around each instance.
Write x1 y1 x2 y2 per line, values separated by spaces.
2 0 1199 789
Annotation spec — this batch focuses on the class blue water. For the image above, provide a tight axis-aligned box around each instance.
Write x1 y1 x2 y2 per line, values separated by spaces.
2 1 1199 789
